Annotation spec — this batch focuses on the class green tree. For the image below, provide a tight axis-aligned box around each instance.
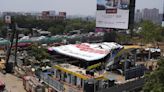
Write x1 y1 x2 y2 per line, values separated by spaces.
21 29 31 35
116 33 131 44
48 25 64 35
65 18 95 33
64 25 73 33
13 15 96 35
48 27 56 35
84 21 96 33
70 19 82 30
0 19 6 37
139 21 155 43
28 44 51 61
143 58 164 92
0 19 4 28
0 27 7 38
139 21 163 46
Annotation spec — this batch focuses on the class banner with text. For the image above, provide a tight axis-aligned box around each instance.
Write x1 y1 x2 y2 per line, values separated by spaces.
49 42 123 61
96 0 130 29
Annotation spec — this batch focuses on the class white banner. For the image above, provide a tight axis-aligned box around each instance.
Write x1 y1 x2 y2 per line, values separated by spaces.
96 0 130 29
49 42 123 61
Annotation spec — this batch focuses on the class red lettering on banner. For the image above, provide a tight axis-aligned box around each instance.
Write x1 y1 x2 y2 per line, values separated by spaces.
75 44 109 54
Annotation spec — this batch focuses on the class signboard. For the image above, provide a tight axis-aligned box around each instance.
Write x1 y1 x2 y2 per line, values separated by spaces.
96 0 130 29
49 42 123 61
5 15 11 24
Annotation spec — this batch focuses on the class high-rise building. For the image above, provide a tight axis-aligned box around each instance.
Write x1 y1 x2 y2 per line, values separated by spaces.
142 8 159 24
59 12 66 18
49 11 56 16
37 11 66 21
135 9 142 23
42 11 50 17
41 10 56 17
135 8 162 24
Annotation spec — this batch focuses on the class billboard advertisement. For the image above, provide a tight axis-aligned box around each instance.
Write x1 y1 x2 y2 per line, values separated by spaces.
96 0 130 29
48 42 123 61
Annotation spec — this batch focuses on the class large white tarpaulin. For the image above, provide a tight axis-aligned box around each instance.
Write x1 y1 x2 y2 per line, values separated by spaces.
96 0 130 29
49 42 123 61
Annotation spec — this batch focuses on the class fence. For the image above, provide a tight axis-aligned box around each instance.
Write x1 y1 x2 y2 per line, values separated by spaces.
101 78 144 92
40 72 64 92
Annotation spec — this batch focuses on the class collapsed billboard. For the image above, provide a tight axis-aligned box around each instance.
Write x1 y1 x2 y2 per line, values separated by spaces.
96 0 130 29
49 42 123 61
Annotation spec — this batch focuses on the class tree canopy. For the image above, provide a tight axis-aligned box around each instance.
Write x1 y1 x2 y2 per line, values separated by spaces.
0 15 95 36
13 15 95 35
143 58 164 92
0 19 7 38
139 21 163 44
27 44 51 61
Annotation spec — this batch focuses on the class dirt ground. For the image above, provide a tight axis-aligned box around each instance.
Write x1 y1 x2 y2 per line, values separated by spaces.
0 73 26 92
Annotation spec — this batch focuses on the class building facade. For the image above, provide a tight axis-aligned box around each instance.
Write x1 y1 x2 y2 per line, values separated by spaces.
135 9 142 23
37 11 66 21
135 8 162 24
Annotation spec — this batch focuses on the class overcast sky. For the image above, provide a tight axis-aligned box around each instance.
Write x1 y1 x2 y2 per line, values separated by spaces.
0 0 163 15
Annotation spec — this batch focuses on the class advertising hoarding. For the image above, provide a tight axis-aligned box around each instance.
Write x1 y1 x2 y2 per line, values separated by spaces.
96 0 130 29
49 42 123 61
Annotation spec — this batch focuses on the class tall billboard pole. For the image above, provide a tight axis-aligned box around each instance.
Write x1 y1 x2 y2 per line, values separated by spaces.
129 0 136 37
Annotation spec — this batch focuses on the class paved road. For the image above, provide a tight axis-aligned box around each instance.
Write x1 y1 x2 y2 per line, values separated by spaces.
0 73 26 92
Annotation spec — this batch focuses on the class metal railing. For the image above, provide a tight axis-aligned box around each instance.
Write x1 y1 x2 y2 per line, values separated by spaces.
40 72 64 92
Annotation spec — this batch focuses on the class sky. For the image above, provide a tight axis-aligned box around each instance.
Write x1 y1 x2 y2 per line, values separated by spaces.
0 0 163 16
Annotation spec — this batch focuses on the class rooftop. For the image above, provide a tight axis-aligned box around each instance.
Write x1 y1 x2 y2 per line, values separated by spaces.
54 63 105 79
